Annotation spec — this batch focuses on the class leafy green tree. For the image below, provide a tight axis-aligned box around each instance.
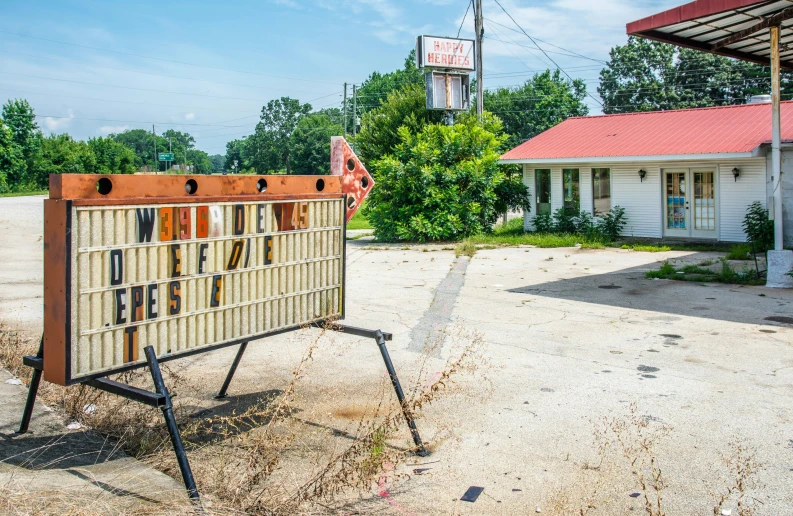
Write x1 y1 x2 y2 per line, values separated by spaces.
111 129 158 169
31 134 95 187
598 37 679 114
598 37 793 114
317 107 344 127
224 138 248 173
209 154 225 174
484 69 588 149
289 113 343 175
187 149 215 175
0 117 23 192
364 112 524 242
250 97 311 173
356 84 446 166
2 99 41 187
87 137 137 175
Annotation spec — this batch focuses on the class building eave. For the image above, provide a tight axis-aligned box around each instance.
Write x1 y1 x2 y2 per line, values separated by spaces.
499 151 761 165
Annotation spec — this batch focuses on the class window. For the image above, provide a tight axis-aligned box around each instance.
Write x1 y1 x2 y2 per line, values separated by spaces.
592 168 611 216
562 169 580 213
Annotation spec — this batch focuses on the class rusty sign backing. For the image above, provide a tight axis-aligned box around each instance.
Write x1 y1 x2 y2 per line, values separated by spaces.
43 173 366 385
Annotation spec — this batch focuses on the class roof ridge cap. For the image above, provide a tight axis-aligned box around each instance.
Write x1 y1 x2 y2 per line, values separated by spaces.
568 100 793 121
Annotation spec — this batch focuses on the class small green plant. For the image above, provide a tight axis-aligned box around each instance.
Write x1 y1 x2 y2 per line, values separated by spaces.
725 244 752 260
646 261 676 279
623 244 672 253
742 201 774 254
532 213 554 233
552 207 577 233
598 206 628 241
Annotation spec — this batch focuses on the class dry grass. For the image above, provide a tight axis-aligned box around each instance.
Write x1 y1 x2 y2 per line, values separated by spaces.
0 321 491 514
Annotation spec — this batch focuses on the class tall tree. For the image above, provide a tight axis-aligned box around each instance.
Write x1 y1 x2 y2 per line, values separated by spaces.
484 69 589 149
209 154 225 174
289 113 344 175
0 117 22 192
598 36 793 114
88 137 137 175
31 134 95 188
2 99 41 187
224 137 249 173
111 129 158 169
250 97 311 174
598 37 679 114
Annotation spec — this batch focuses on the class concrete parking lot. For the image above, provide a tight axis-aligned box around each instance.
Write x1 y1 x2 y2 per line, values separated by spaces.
1 195 792 514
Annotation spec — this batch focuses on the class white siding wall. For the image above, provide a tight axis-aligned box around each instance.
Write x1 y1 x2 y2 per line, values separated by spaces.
611 164 663 238
775 150 793 247
523 164 535 231
551 167 563 213
718 158 766 242
519 158 768 241
580 167 593 214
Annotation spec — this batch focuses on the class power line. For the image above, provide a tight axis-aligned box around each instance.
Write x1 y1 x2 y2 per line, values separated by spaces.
491 0 603 108
0 29 340 85
458 0 473 39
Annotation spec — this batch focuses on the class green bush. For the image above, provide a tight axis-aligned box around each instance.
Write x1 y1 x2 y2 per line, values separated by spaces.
742 201 774 253
725 244 752 260
532 213 554 233
364 112 524 242
530 206 627 242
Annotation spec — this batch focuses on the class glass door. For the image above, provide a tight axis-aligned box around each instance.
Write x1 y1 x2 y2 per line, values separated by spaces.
535 169 551 215
691 170 716 238
663 169 717 239
664 171 689 237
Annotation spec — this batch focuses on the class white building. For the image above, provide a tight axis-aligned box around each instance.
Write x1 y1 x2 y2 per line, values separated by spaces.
500 101 793 245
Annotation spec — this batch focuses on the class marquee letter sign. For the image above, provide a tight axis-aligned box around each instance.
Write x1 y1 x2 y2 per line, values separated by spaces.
43 159 372 385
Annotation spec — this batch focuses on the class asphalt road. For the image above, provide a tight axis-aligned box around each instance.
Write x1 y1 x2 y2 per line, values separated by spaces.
1 194 792 514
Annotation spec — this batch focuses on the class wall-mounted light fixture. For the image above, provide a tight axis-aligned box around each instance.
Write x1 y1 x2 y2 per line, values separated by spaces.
638 169 647 182
732 167 740 182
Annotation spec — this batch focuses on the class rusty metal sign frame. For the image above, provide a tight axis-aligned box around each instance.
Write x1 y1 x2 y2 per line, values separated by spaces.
16 142 428 504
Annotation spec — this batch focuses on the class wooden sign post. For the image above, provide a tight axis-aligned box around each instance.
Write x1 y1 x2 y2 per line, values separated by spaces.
17 139 427 502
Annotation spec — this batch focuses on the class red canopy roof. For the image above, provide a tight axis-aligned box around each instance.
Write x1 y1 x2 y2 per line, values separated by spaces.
627 0 793 69
500 101 793 162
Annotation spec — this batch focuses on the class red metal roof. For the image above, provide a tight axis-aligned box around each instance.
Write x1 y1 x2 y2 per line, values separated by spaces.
500 101 793 161
627 0 766 34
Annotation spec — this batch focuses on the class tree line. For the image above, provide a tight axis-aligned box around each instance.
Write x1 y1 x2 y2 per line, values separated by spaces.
0 99 224 193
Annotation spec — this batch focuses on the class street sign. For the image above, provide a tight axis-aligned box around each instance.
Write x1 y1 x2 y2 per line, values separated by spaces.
159 153 175 161
416 35 476 72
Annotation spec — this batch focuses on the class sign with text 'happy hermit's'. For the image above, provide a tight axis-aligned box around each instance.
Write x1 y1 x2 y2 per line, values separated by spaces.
42 173 367 385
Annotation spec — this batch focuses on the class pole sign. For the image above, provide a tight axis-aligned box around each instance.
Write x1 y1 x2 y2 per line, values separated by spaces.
43 139 373 385
159 153 175 161
416 35 476 72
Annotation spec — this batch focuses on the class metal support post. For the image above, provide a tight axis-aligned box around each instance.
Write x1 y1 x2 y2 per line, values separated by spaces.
373 330 429 457
474 0 484 118
144 346 200 500
17 337 44 434
214 341 248 399
771 25 784 250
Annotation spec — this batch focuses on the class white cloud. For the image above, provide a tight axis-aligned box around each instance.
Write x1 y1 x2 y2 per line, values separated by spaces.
98 125 129 135
185 112 195 120
43 109 74 132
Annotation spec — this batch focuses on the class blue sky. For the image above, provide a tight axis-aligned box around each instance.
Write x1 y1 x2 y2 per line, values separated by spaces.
0 0 680 155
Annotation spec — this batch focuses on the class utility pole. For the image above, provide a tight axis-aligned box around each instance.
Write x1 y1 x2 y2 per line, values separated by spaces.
152 124 158 173
474 0 484 118
352 84 357 137
343 82 348 137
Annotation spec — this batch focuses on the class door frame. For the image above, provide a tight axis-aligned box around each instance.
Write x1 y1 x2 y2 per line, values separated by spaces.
661 167 719 239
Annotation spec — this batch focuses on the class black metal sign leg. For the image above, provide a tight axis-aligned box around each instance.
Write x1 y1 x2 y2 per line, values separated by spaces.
373 330 429 457
143 346 200 500
18 337 44 434
214 341 248 399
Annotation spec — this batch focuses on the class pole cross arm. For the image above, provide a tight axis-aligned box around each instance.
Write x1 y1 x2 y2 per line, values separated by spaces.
712 8 793 51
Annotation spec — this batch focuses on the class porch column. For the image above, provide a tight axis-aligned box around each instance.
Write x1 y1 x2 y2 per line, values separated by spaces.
771 25 783 250
767 25 793 288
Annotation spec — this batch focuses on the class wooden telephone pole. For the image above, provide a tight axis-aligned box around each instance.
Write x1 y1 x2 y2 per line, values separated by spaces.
474 0 483 118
